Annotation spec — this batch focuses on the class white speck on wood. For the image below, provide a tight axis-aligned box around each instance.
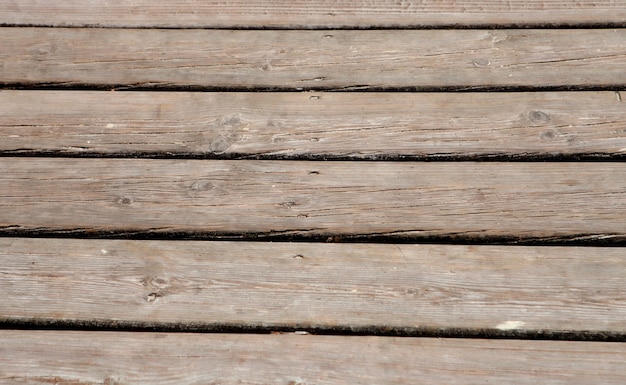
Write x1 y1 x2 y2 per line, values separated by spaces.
496 321 526 331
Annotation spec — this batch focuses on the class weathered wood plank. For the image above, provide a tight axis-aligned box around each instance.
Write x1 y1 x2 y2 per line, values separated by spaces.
2 0 626 28
2 91 625 158
2 238 626 333
2 331 626 384
2 28 626 89
1 159 625 240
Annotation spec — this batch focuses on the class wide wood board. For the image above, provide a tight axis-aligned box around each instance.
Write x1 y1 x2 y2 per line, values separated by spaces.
2 331 626 384
1 159 625 240
2 238 626 333
2 0 625 28
3 28 626 89
2 91 625 158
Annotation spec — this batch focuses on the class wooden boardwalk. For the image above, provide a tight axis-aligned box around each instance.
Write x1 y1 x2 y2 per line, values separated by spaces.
1 1 626 384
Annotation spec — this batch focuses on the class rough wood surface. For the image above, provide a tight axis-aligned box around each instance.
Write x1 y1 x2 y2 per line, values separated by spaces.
1 159 625 240
2 3 625 383
2 331 626 385
2 90 625 158
3 28 626 89
2 238 626 333
2 0 626 28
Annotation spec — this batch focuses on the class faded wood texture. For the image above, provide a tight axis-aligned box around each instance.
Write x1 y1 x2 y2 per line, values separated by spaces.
2 28 626 89
2 90 625 158
2 331 626 385
2 238 626 333
2 0 626 28
1 159 625 240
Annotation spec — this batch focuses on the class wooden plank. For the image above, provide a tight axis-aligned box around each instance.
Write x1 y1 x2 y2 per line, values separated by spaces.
2 238 626 333
2 28 626 89
2 1 626 28
2 90 625 158
1 159 625 240
2 331 626 384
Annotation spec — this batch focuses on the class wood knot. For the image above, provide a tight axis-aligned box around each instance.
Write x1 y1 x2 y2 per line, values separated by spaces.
144 292 162 302
472 58 491 67
220 114 241 127
190 180 214 191
406 288 420 296
208 114 244 153
103 376 121 385
279 201 298 209
490 31 509 44
141 276 171 289
529 110 550 123
540 129 558 140
116 197 133 205
209 136 235 153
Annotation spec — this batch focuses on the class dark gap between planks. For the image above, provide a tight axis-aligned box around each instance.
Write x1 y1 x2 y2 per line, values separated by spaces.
1 230 624 247
2 150 626 162
1 23 626 30
2 319 626 342
2 83 626 92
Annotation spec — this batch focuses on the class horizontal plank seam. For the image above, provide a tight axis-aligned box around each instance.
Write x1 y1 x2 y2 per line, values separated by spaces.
2 318 626 342
2 23 626 30
3 83 626 92
1 231 624 246
2 151 626 162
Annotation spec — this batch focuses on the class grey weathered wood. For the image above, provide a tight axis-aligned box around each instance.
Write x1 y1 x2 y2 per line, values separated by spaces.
2 238 626 333
2 28 626 89
1 159 625 240
2 331 626 384
2 0 626 28
2 90 625 158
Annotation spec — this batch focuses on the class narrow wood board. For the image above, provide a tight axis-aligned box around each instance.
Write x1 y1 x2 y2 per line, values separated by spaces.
2 0 626 28
3 28 626 89
1 159 625 240
2 331 626 384
2 238 626 333
2 91 625 158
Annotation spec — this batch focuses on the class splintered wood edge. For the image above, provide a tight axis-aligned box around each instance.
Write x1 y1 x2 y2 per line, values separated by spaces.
1 238 625 333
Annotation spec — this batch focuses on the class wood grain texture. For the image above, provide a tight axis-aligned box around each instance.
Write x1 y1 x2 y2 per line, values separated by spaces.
2 238 626 333
2 331 626 385
1 159 625 240
2 0 626 28
2 90 626 158
3 28 626 89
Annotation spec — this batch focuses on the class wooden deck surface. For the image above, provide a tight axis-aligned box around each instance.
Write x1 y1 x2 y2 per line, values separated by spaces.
1 1 626 384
